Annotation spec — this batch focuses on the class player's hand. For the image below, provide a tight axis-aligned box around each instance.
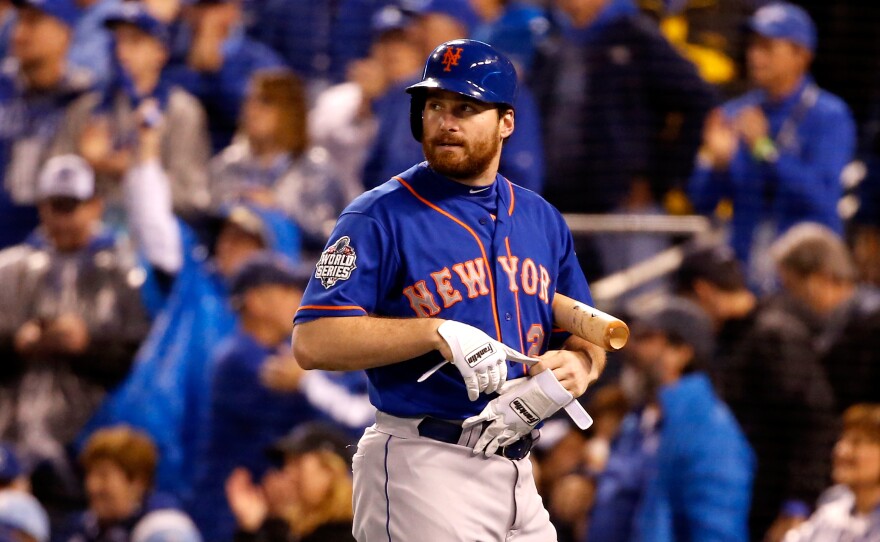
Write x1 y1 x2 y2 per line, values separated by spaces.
437 320 528 400
531 349 594 398
462 370 573 457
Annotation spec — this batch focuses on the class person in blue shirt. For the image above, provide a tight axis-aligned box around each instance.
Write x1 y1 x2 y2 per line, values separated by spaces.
586 296 754 542
189 253 372 541
0 0 93 249
166 0 283 151
292 39 603 541
689 2 856 293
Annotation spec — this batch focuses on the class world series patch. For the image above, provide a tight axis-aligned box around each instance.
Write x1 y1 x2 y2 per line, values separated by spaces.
316 236 358 288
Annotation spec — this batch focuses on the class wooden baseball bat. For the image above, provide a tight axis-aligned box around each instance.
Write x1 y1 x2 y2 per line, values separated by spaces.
552 293 629 351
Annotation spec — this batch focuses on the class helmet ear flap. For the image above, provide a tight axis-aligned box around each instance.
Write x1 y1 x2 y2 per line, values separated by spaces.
409 93 426 142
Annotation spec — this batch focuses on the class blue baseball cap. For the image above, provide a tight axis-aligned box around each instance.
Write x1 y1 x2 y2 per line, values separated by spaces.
748 2 817 52
11 0 80 27
229 251 312 300
0 445 22 483
0 491 50 542
103 2 170 46
401 0 480 35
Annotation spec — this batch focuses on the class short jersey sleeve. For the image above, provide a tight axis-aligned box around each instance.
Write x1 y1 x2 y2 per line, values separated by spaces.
294 212 399 323
550 213 593 348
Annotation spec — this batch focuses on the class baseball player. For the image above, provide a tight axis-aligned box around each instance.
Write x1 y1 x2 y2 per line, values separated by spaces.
292 39 605 541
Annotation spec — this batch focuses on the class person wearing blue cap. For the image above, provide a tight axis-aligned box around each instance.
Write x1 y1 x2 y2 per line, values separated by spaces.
689 1 857 293
0 0 93 250
54 1 211 220
189 252 372 541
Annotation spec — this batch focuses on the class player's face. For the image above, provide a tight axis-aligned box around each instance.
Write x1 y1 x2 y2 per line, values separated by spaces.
421 90 513 184
833 429 880 488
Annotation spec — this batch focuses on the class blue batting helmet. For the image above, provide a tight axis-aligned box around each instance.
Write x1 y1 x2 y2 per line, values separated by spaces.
405 39 518 141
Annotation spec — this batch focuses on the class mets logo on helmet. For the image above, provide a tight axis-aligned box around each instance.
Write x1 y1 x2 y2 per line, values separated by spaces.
442 46 463 72
316 236 358 288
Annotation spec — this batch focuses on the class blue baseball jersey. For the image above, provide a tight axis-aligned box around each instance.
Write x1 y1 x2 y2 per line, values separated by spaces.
294 162 592 419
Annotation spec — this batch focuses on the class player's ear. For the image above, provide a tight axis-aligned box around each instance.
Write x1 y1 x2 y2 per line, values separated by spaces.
499 108 514 140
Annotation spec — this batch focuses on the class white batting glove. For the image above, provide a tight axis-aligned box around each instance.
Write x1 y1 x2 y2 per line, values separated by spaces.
462 370 575 457
437 321 534 401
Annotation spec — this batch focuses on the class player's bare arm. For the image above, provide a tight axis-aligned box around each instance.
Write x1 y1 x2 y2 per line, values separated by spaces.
292 315 447 371
529 335 606 397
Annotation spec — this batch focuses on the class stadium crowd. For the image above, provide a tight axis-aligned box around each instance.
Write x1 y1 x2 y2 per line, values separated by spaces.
0 0 878 540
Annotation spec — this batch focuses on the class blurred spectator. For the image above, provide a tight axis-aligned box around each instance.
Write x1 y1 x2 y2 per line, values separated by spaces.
639 0 745 93
533 0 715 213
190 253 372 541
363 0 544 192
0 489 50 542
227 422 356 542
131 509 202 542
689 2 856 292
0 443 29 492
469 0 551 76
171 0 284 151
0 0 93 248
80 111 301 497
308 4 416 198
67 0 119 89
54 1 211 220
587 296 753 542
252 0 384 97
0 155 150 520
676 241 838 541
531 0 715 280
210 69 352 249
781 404 880 542
772 223 880 412
59 426 193 541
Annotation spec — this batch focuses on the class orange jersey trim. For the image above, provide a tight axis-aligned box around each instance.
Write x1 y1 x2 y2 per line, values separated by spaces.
505 179 515 216
395 176 503 341
296 305 368 315
505 237 526 355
